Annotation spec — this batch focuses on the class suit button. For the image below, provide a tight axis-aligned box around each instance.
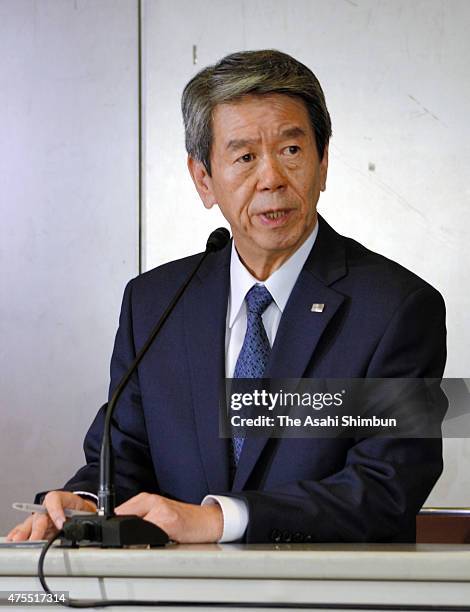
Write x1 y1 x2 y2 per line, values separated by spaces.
292 532 305 543
304 534 313 543
282 530 292 543
270 528 282 543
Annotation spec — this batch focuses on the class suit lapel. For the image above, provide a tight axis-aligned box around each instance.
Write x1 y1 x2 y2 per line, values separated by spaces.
232 216 348 491
184 243 232 496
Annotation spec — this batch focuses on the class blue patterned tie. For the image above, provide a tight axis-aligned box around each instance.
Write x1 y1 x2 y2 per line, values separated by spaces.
232 284 273 465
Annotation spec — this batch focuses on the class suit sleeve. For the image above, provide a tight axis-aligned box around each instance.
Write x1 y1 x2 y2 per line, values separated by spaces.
61 279 160 505
229 285 447 543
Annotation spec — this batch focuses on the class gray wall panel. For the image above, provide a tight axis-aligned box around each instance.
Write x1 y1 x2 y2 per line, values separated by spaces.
0 0 139 534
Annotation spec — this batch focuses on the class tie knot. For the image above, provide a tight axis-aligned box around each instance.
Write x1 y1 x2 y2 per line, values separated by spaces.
245 284 273 316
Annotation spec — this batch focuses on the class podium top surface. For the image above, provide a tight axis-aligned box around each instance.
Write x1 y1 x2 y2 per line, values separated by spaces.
1 540 470 581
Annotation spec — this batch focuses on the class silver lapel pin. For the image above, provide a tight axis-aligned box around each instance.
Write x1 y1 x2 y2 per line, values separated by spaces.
310 303 325 313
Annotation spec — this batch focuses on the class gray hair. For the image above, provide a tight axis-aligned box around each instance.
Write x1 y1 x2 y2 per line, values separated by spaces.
181 49 332 175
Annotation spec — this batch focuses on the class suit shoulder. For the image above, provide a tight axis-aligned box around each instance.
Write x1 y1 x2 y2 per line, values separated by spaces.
116 252 205 316
342 234 444 304
132 252 204 290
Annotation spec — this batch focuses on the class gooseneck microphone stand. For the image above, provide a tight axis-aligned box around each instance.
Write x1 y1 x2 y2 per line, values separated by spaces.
62 228 231 547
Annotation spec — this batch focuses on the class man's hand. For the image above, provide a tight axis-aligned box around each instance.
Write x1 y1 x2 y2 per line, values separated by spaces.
115 493 223 543
6 491 97 542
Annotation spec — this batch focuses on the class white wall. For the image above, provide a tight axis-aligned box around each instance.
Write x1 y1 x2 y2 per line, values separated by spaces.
142 0 470 505
0 0 139 534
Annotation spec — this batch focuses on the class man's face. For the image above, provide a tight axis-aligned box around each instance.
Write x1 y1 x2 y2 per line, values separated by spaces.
189 93 328 276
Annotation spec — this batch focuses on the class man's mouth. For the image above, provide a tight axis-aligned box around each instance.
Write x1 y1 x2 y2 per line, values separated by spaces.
263 211 288 220
258 209 293 226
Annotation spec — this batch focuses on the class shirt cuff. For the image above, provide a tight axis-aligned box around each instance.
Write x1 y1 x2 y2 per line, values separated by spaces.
202 495 249 542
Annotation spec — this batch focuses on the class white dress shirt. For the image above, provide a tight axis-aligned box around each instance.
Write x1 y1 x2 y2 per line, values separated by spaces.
202 222 319 542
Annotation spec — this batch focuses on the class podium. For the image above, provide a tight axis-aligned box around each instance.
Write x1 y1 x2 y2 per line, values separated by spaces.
417 507 470 544
1 540 470 610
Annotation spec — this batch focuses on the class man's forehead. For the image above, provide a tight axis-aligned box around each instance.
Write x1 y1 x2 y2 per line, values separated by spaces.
211 93 312 147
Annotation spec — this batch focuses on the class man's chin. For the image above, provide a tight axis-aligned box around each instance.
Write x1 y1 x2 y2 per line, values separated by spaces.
255 229 308 255
233 228 309 263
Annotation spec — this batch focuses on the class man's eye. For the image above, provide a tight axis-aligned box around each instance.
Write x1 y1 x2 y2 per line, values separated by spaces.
237 153 254 163
285 145 300 155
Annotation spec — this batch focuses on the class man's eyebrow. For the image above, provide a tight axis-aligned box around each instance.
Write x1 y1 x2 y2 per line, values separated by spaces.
225 127 307 151
280 126 307 139
226 137 260 152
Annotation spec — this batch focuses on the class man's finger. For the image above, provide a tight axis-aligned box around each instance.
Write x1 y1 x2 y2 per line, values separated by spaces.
6 516 34 542
115 493 158 517
43 492 67 529
30 513 54 540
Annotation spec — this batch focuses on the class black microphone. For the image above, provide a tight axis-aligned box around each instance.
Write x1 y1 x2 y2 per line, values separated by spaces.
206 227 230 252
62 228 231 547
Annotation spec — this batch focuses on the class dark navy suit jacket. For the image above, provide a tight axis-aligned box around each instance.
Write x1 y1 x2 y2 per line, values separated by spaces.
64 215 447 543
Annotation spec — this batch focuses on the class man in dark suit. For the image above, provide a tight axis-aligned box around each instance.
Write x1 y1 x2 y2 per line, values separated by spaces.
8 50 446 544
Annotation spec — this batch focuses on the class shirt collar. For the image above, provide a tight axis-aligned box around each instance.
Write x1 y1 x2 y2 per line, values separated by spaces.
228 221 319 328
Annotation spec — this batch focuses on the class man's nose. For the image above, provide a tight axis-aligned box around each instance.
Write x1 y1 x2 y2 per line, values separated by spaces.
256 155 287 191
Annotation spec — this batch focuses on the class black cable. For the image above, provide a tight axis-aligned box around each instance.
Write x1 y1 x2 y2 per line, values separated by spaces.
38 534 470 611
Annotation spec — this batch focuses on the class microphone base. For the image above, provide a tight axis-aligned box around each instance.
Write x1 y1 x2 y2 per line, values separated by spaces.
62 514 169 548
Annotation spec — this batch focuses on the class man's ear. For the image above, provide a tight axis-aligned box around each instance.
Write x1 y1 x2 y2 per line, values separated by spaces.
319 143 329 192
187 156 217 209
